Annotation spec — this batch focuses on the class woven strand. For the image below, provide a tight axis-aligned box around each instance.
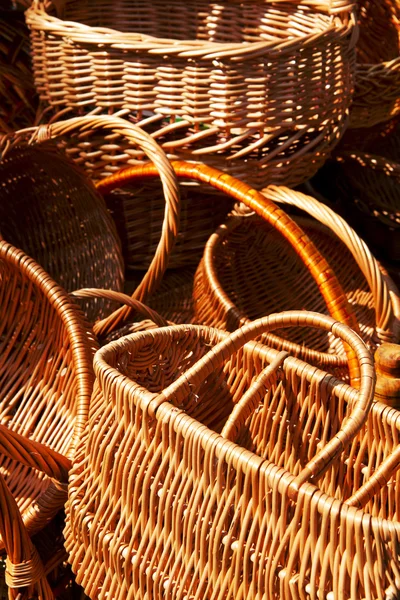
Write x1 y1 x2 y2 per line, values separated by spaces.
5 548 45 588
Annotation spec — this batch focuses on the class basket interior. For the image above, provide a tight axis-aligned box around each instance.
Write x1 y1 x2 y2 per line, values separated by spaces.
357 0 400 64
63 0 332 44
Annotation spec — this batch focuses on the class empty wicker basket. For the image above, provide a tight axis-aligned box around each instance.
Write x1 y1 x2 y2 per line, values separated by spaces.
26 0 356 188
64 310 378 600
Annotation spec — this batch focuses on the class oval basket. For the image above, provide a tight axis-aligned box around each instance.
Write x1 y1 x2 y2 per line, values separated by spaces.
64 310 379 600
350 0 400 128
25 0 356 188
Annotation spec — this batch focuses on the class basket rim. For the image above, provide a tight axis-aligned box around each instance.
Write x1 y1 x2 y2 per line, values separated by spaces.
26 3 354 59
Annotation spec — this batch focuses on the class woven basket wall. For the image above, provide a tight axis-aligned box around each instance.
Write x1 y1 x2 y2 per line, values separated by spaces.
26 0 357 189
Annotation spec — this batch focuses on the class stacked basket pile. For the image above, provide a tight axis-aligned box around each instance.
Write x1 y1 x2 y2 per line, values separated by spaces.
0 1 399 599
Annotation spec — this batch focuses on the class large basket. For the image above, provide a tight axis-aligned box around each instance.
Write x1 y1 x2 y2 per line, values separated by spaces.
0 241 93 549
0 115 181 308
350 0 400 128
64 310 377 600
25 0 356 189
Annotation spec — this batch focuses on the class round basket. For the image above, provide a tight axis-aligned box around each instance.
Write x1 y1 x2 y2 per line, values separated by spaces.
0 115 181 309
26 0 356 189
64 310 379 600
350 0 400 128
0 143 124 322
0 241 94 551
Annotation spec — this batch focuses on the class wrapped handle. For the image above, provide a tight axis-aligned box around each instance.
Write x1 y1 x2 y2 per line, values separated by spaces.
160 310 375 489
0 115 181 314
96 161 361 384
263 184 400 344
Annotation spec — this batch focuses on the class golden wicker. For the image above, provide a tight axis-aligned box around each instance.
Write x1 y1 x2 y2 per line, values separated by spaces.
0 241 93 552
0 143 124 322
0 115 181 309
350 0 400 128
94 161 365 382
26 0 356 189
64 310 378 600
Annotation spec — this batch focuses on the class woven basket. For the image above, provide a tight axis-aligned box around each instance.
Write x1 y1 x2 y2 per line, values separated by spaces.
94 161 364 382
26 0 356 189
0 115 181 309
350 0 400 128
0 241 93 552
0 143 124 322
64 310 377 600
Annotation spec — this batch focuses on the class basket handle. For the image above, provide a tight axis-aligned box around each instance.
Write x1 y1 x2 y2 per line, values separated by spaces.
0 472 54 599
159 310 375 488
221 350 289 441
70 288 169 332
263 184 400 344
0 115 181 318
95 160 361 384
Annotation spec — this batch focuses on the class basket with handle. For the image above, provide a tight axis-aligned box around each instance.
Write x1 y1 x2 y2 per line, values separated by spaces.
350 0 400 128
0 114 181 309
0 241 93 550
64 310 377 600
25 0 356 189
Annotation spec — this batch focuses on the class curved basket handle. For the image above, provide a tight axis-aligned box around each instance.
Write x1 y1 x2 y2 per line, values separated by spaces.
159 310 375 488
70 288 169 332
0 115 181 321
0 472 54 599
263 184 400 344
221 350 289 441
96 160 361 384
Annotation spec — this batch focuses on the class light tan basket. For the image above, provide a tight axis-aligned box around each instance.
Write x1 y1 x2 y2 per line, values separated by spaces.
26 0 357 188
64 310 378 600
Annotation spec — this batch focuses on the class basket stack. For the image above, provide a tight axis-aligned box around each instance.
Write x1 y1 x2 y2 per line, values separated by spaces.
0 1 399 600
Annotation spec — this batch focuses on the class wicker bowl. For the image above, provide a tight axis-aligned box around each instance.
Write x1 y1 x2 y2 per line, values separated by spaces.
26 0 357 188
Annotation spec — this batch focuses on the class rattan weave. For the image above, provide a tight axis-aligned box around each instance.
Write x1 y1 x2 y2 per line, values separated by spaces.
0 241 94 552
0 115 181 308
0 144 124 322
350 0 400 128
26 0 356 188
64 311 377 600
94 161 364 383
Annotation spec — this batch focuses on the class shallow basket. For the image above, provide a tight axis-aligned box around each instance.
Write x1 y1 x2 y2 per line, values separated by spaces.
350 0 400 128
26 0 356 189
64 310 379 600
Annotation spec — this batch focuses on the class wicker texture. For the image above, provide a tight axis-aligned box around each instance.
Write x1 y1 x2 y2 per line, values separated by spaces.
0 114 181 307
0 144 124 322
26 0 356 188
350 0 400 128
0 10 40 134
64 311 377 600
0 241 94 551
94 161 364 383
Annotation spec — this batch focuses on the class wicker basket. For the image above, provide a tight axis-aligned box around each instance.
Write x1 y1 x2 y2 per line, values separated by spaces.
0 143 124 322
64 310 377 600
0 241 93 552
350 0 400 128
0 115 181 309
25 0 356 189
94 161 364 381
